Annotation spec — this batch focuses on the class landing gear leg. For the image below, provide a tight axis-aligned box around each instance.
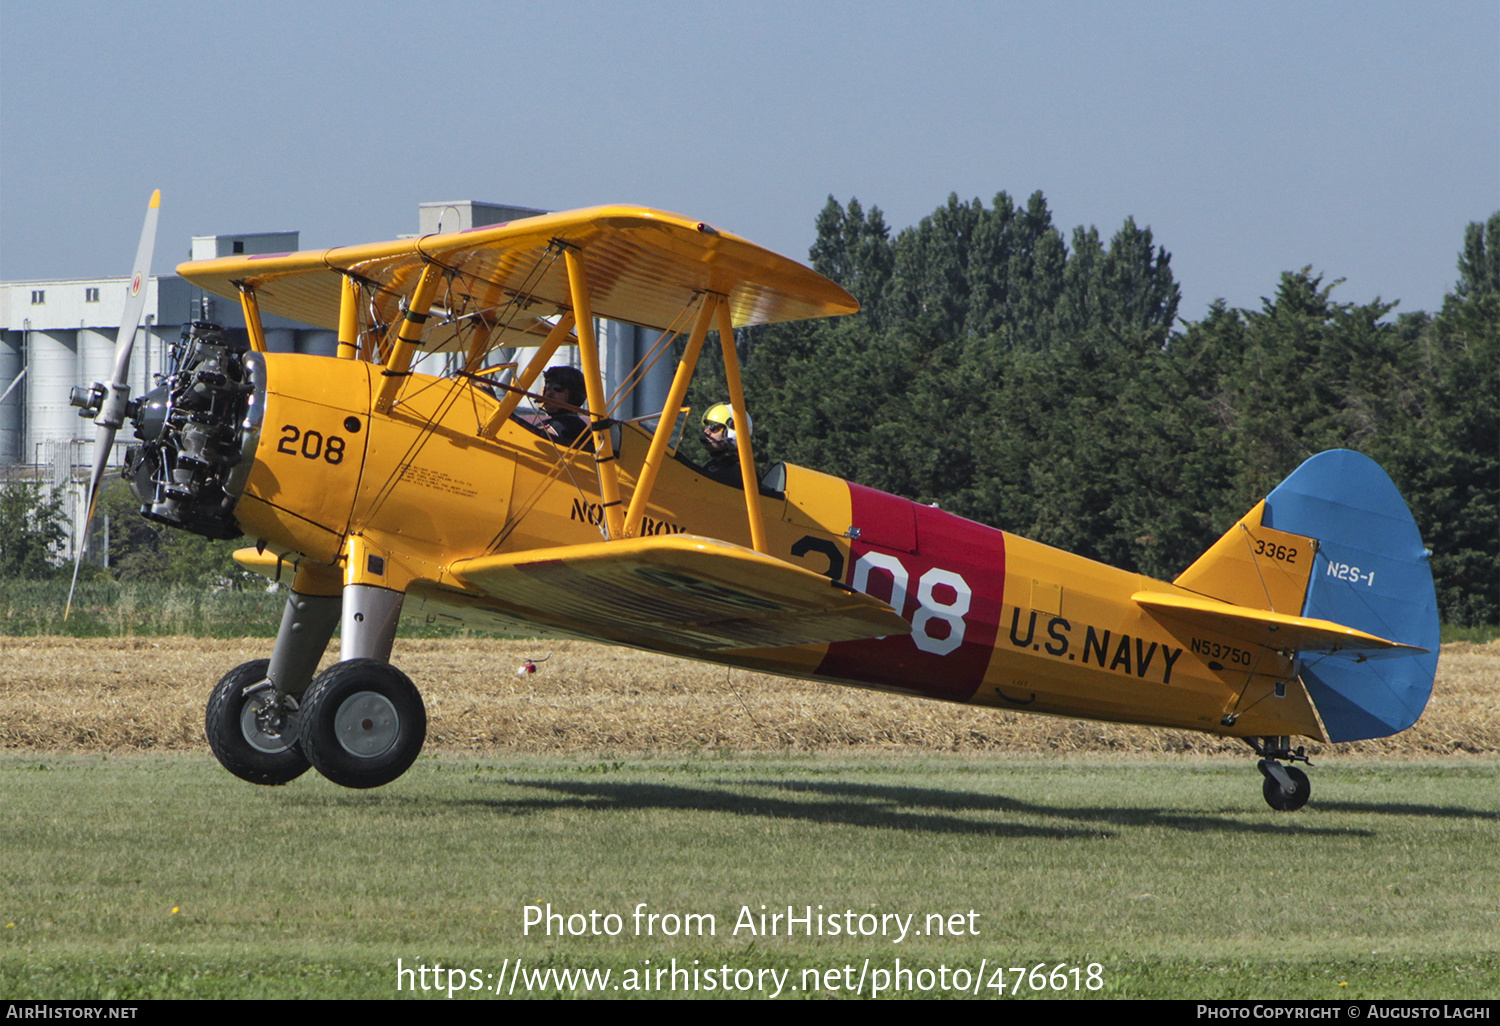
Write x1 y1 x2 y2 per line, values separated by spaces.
298 584 426 789
337 584 404 664
1248 736 1313 811
204 589 340 785
266 590 342 696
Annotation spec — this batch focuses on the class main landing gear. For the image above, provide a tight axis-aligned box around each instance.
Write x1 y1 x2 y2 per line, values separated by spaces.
205 659 310 785
1248 736 1313 811
204 582 426 789
298 659 425 788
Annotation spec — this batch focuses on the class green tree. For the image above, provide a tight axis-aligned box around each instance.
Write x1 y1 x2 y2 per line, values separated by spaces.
772 195 1494 627
1383 214 1500 625
0 482 68 579
741 191 1186 553
1216 269 1410 499
1454 212 1500 300
808 196 895 326
1059 217 1181 351
95 480 249 587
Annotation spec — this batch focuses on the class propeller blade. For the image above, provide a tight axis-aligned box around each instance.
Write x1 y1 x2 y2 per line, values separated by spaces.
0 365 24 406
66 189 160 619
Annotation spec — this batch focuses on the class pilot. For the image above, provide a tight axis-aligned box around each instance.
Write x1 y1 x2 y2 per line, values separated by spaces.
539 366 589 448
701 402 751 485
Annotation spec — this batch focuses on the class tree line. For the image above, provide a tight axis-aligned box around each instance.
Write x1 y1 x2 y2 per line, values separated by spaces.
0 479 251 589
699 195 1496 626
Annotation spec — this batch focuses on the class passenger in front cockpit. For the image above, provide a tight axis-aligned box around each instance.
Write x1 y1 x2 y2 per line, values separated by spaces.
538 366 589 449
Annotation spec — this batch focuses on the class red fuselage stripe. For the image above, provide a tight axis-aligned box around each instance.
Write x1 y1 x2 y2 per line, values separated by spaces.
814 483 1006 700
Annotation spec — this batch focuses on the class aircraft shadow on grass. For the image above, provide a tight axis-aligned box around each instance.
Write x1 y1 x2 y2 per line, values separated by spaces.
1309 800 1500 820
431 778 1371 839
286 778 1497 832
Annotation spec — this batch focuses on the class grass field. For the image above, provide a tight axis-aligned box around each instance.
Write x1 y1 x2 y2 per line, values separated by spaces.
1 754 1496 1000
0 637 1496 999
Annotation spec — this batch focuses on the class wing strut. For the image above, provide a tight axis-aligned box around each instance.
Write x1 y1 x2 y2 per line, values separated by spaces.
620 290 767 553
480 312 577 437
716 299 768 554
336 273 361 359
624 293 717 536
236 285 268 353
374 262 444 414
564 249 627 540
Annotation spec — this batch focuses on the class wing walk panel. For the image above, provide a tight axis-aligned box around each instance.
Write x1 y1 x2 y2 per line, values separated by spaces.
451 535 909 653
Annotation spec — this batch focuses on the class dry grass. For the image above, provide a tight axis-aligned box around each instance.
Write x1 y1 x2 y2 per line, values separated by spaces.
1 635 1496 757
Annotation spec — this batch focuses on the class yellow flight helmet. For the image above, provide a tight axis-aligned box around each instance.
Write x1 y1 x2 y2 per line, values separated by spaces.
702 402 751 440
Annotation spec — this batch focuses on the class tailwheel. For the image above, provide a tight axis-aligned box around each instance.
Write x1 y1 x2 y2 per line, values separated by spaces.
205 659 311 785
1258 760 1311 811
298 659 426 789
1249 736 1313 811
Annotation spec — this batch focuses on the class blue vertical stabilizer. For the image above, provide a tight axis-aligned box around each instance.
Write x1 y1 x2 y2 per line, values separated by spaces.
1262 451 1439 742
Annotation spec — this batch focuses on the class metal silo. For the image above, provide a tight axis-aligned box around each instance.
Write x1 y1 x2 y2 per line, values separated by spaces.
0 327 22 464
25 328 79 465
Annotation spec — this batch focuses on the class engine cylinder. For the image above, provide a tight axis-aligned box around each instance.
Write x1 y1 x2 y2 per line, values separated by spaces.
122 322 265 539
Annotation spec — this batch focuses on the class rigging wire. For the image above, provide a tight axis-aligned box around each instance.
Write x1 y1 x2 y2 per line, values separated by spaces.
602 297 698 417
361 243 565 522
1237 522 1279 613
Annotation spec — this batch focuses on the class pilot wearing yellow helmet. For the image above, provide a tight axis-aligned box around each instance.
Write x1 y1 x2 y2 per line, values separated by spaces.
700 402 751 485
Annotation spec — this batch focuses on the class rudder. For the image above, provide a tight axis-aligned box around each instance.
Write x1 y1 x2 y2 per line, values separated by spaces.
1261 450 1439 742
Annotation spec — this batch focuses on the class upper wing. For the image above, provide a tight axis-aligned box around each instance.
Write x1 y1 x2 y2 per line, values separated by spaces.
176 205 857 343
450 534 909 653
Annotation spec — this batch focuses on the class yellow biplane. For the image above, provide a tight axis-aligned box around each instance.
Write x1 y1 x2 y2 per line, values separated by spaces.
72 196 1439 810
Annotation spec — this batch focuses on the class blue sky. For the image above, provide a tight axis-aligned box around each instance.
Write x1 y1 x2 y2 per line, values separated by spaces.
1 0 1495 320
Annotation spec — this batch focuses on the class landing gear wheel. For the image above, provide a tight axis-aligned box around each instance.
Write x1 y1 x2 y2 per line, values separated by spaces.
298 659 425 789
1260 763 1311 811
205 659 311 785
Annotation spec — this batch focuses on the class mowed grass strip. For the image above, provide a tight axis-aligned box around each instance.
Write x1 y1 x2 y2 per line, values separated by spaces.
2 636 1497 755
0 753 1496 999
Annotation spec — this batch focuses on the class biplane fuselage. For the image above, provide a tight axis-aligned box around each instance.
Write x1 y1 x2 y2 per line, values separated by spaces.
233 349 1318 741
118 204 1435 803
237 351 1326 738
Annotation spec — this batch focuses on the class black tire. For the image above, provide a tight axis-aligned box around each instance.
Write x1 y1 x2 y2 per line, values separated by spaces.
205 659 311 786
298 659 426 789
1262 765 1311 811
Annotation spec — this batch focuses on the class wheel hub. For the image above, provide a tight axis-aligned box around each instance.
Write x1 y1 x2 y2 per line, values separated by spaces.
333 691 400 758
240 694 296 755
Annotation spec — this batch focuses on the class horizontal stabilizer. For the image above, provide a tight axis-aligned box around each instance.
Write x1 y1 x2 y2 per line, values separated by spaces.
1133 591 1425 658
451 535 910 653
